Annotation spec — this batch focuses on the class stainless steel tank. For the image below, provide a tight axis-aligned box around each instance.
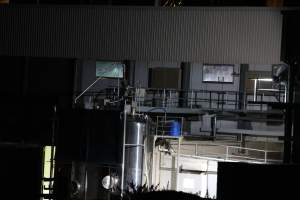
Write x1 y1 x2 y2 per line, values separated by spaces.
124 116 147 188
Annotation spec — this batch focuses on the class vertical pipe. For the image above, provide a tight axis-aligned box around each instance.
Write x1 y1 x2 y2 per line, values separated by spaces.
135 124 141 185
72 59 82 108
209 91 212 109
254 79 257 102
49 105 56 196
243 93 247 110
213 115 217 139
260 94 263 111
284 83 287 103
84 120 90 200
264 151 267 163
156 116 158 136
181 62 191 108
117 78 120 97
225 146 229 160
221 93 224 110
84 169 88 200
190 90 193 109
152 136 157 186
284 63 295 163
279 84 282 103
121 100 127 195
180 117 183 136
239 64 249 110
169 90 172 107
152 90 155 107
217 92 220 109
162 88 166 108
206 160 209 196
195 91 198 108
176 137 181 190
235 92 238 109
158 151 161 187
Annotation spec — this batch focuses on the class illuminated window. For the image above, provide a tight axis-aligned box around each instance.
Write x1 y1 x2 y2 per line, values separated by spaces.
202 64 234 83
41 146 56 199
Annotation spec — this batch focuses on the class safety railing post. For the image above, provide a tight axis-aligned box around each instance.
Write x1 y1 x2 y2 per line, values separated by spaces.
190 90 194 109
264 151 267 163
253 79 257 102
181 117 183 136
243 93 247 111
260 93 263 111
226 146 229 160
163 89 166 108
195 91 198 107
169 90 172 107
221 92 224 110
209 91 212 109
156 116 159 136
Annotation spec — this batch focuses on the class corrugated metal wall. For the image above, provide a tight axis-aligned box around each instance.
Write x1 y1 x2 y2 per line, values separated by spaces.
0 6 282 64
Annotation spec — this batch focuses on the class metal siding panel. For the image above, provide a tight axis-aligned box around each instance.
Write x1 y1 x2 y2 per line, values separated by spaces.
0 6 282 64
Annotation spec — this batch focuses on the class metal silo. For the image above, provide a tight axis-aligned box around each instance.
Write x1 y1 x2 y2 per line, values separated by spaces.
123 115 147 188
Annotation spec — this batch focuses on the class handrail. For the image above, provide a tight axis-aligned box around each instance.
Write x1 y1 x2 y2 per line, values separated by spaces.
175 142 282 164
74 87 286 113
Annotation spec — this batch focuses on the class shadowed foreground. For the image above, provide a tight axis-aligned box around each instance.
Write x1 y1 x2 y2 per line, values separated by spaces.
124 191 211 200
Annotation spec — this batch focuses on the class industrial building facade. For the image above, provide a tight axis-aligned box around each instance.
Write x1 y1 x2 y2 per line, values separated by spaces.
0 2 299 200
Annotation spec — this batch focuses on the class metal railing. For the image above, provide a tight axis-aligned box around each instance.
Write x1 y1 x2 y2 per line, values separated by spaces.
74 87 286 112
176 143 283 163
134 88 285 111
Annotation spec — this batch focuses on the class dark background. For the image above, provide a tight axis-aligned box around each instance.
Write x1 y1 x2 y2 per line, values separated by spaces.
56 109 123 165
217 162 300 199
0 56 75 146
7 0 300 6
0 146 43 199
0 56 123 199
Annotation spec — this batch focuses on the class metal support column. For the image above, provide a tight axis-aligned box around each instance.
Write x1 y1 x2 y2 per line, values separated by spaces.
284 63 295 163
175 137 182 191
121 100 127 195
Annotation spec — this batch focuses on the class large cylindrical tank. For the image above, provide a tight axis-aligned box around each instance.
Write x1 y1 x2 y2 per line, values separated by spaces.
124 116 147 188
